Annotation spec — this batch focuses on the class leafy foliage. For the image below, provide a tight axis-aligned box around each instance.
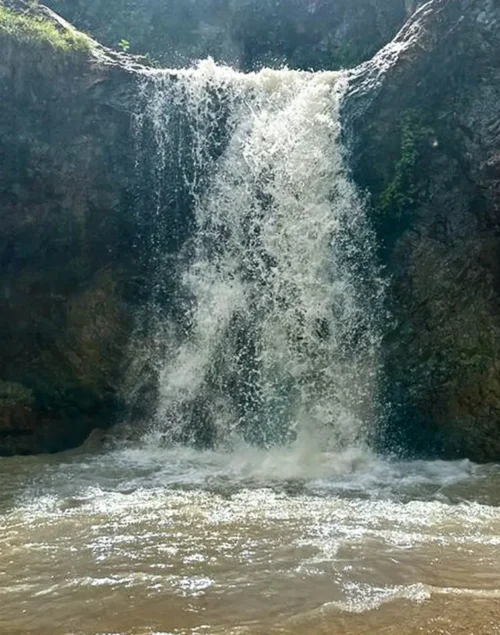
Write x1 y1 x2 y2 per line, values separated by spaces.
379 110 434 218
118 38 130 52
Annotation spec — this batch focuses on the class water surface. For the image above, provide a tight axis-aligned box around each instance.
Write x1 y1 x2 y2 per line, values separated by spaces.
1 444 500 634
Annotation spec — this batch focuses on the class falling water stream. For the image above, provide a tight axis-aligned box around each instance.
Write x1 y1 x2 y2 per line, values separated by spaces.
133 61 383 450
1 62 500 635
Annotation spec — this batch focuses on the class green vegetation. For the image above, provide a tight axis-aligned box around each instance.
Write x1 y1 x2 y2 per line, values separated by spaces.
379 110 434 218
118 38 130 52
0 381 34 407
0 4 92 52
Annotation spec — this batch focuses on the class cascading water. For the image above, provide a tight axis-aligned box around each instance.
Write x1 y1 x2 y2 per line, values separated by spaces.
133 60 385 453
4 35 500 635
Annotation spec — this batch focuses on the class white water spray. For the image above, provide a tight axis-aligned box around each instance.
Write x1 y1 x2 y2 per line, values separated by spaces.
134 60 384 452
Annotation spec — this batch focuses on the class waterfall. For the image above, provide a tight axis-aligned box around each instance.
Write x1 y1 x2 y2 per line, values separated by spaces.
132 60 384 452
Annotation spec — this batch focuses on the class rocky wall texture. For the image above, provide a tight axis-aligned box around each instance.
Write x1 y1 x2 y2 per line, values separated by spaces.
0 1 144 454
3 0 500 461
43 0 427 71
345 0 500 461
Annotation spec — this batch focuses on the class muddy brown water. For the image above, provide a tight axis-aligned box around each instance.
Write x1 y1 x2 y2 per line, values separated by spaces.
1 444 500 634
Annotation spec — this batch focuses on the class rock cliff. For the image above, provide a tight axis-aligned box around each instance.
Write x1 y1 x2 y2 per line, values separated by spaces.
2 0 500 461
43 0 427 71
0 1 143 453
345 0 500 461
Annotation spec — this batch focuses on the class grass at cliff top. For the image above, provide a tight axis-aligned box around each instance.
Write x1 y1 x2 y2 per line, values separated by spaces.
0 4 92 52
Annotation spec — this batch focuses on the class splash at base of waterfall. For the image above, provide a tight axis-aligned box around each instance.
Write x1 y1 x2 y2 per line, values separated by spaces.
1 446 500 635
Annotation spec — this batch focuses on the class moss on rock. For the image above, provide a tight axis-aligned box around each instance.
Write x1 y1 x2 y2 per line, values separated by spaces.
379 110 434 220
0 3 92 53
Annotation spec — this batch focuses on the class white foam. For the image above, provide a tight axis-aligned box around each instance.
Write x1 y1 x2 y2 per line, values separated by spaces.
134 60 383 451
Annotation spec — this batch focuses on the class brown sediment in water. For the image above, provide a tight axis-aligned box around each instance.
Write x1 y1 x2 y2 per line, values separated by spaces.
1 448 499 634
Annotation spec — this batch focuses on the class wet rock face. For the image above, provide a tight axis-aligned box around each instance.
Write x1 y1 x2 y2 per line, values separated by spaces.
43 0 427 71
3 0 500 461
0 6 142 454
0 382 35 434
345 0 500 461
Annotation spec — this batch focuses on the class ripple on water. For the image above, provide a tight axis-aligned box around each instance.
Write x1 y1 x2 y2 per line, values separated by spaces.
1 447 500 634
